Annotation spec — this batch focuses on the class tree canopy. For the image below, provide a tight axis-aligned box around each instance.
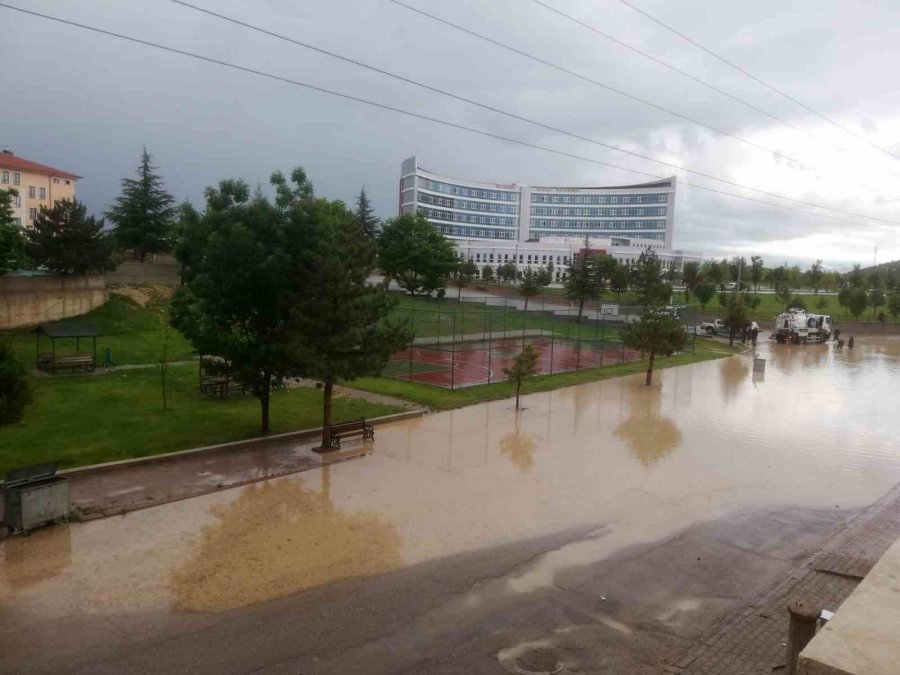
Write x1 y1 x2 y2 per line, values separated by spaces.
26 199 113 275
620 309 687 385
377 213 458 296
0 343 32 426
630 249 671 306
518 267 545 310
354 187 380 239
106 148 176 260
504 343 540 409
0 189 26 275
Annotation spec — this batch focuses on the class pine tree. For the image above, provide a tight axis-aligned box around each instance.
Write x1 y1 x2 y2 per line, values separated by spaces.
26 199 113 275
288 197 413 449
107 147 176 261
0 189 27 275
518 267 544 310
355 187 380 238
0 343 32 426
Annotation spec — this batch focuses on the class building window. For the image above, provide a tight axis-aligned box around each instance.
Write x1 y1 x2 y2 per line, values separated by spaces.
53 178 60 184
13 172 20 185
13 194 21 207
39 187 46 199
65 180 71 185
1 170 7 184
28 186 35 198
28 208 37 221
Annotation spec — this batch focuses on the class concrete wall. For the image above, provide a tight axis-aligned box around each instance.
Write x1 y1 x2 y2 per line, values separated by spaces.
0 275 108 329
106 257 181 285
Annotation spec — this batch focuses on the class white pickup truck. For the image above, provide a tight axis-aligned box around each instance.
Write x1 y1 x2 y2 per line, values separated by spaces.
700 319 727 335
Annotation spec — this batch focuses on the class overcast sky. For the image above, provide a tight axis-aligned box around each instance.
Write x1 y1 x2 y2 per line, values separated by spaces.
3 0 900 269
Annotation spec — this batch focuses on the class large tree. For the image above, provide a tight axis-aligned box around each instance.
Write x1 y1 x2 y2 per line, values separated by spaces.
846 287 868 319
887 292 900 321
694 282 716 310
504 343 540 410
170 178 299 433
451 258 478 302
609 265 630 302
723 296 750 346
621 309 687 386
378 213 458 295
107 148 176 261
286 196 412 449
749 255 764 292
565 241 600 323
681 260 702 303
26 199 113 275
0 343 32 426
354 187 380 239
807 259 824 295
0 189 27 275
518 267 544 310
630 249 670 306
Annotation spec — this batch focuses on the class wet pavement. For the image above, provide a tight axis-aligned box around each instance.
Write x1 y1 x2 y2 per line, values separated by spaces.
2 336 900 673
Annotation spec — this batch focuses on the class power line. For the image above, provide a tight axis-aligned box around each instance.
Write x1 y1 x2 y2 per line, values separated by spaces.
170 0 900 225
526 0 897 179
0 2 896 234
615 0 900 165
388 0 897 202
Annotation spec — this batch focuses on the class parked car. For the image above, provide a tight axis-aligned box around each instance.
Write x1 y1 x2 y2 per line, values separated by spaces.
700 318 727 335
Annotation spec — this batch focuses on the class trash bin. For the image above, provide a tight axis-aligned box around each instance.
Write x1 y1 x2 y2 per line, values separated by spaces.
753 358 766 373
2 462 70 535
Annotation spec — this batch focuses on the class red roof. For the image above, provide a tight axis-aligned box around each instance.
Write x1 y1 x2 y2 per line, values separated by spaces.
0 152 81 180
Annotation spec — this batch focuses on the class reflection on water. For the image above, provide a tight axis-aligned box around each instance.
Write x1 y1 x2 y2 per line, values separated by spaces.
500 423 538 473
170 466 402 612
1 525 71 589
614 383 682 467
5 337 900 621
719 355 750 402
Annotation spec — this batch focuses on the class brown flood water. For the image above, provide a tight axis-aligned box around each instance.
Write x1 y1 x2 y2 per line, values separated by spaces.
3 336 900 616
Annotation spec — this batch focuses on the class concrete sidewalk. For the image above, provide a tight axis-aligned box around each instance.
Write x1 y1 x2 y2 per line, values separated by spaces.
670 482 900 674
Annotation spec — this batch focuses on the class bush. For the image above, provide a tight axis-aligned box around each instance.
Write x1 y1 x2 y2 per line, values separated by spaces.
0 343 32 426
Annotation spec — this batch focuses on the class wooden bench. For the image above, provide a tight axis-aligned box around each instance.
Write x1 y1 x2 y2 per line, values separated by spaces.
329 419 374 449
44 354 95 373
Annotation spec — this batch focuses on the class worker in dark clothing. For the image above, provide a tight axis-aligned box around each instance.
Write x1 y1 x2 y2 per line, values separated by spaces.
848 335 855 350
833 328 841 343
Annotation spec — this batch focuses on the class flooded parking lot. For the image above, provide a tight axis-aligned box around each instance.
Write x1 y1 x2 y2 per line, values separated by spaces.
3 336 900 623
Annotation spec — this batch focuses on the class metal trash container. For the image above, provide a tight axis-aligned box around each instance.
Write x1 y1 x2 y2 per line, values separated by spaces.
2 462 70 534
753 357 766 373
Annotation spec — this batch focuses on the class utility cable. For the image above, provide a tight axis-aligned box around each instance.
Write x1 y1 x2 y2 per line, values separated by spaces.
171 0 900 223
388 0 896 202
615 0 900 165
1 2 896 233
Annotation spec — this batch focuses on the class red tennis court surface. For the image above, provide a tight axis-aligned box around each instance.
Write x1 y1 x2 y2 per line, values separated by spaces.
388 337 642 388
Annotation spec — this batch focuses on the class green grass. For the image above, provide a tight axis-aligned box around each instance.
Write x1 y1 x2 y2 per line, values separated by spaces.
390 294 625 343
672 291 893 323
0 366 400 476
1 289 196 368
348 338 735 410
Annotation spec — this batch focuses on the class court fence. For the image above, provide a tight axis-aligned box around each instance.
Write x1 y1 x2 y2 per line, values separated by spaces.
384 295 699 389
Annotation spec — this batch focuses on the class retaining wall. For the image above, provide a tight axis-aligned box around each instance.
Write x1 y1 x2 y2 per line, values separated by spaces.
0 274 108 329
106 258 181 285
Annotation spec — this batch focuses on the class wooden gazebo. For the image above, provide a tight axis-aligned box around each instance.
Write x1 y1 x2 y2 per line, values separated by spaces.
36 322 101 373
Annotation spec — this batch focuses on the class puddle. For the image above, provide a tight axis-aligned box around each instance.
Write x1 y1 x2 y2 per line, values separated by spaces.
3 336 900 619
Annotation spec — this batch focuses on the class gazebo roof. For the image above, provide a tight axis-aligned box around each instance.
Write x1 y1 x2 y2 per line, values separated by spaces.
39 322 102 338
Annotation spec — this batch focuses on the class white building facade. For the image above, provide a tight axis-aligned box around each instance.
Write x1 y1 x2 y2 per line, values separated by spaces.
399 156 701 278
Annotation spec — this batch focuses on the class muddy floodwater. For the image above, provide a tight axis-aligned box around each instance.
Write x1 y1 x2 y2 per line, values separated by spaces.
3 336 900 619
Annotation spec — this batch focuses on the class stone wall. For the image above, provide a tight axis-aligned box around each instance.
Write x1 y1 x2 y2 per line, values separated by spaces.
0 275 108 329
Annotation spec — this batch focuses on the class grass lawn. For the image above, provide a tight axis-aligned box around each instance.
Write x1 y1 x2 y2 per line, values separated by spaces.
390 294 625 343
349 338 736 410
1 288 196 368
671 291 891 322
0 366 400 476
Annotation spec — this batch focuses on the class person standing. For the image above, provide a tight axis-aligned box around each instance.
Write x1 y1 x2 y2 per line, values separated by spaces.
750 321 759 346
833 327 841 343
848 335 855 350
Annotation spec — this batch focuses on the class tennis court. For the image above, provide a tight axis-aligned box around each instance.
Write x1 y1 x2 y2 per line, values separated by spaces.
386 335 642 388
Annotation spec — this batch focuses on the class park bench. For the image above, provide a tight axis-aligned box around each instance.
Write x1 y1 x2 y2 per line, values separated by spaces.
329 419 375 449
39 353 95 373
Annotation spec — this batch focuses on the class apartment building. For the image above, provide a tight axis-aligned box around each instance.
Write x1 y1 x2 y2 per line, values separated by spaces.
0 148 80 228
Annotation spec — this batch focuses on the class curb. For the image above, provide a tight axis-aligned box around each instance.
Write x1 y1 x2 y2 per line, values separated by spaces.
58 409 426 479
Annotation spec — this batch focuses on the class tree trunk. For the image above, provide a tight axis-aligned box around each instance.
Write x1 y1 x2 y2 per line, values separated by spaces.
321 380 334 449
577 297 584 323
515 381 521 409
457 284 462 303
729 327 735 346
524 296 529 311
646 352 655 386
260 370 271 433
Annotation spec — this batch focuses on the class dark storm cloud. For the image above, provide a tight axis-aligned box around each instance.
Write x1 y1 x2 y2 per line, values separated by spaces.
2 0 899 267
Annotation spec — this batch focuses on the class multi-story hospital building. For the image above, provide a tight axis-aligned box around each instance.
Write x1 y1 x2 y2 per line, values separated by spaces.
399 156 700 282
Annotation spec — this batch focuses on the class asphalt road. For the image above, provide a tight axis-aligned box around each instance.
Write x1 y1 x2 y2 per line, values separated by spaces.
2 505 847 675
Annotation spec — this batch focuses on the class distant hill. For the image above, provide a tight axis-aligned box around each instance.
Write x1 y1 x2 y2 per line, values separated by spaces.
859 260 900 276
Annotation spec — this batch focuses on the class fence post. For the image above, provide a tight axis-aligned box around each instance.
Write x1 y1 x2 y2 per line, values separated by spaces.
451 313 457 390
786 601 819 675
600 314 605 367
488 307 493 384
437 304 442 347
409 307 414 381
